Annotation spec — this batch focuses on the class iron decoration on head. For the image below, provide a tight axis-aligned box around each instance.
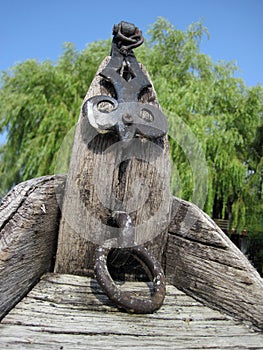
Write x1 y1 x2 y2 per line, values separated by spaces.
87 21 168 314
82 21 168 142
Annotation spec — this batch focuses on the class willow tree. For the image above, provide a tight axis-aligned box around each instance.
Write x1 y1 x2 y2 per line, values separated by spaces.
0 18 262 245
0 40 110 191
138 18 263 234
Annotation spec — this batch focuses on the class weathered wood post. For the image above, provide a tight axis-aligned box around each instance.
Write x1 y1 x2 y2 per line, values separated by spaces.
54 22 172 294
0 20 262 329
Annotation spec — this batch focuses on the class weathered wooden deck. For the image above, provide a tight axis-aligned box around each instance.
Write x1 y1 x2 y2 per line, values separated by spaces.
1 273 262 349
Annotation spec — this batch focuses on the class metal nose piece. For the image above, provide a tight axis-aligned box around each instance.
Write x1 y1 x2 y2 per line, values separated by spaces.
122 113 134 124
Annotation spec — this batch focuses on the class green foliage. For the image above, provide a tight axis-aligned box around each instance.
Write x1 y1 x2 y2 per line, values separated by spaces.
0 18 262 252
138 19 263 236
0 40 110 190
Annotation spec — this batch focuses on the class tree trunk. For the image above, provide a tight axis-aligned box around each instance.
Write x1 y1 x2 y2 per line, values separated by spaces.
54 57 171 276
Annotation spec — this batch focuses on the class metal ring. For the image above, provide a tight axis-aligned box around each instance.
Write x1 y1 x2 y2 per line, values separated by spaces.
94 245 166 313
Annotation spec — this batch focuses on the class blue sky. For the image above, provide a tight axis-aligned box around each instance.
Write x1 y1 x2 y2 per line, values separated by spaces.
0 0 262 144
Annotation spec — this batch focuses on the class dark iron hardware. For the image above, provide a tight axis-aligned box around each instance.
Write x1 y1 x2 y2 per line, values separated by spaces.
95 243 166 314
92 22 167 313
82 21 168 141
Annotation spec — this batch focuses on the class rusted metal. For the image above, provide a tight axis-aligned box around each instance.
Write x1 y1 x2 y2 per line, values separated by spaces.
94 244 166 314
84 95 168 141
90 21 167 313
112 21 144 54
111 211 135 247
94 210 166 313
82 20 168 141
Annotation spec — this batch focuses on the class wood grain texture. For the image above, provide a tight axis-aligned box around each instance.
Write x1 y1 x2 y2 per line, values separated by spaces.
1 54 262 340
1 273 262 349
166 196 263 330
54 57 171 276
0 175 65 319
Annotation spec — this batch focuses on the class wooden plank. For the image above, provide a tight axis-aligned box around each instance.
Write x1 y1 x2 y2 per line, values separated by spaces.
166 196 263 331
1 273 263 349
0 52 262 339
0 175 65 319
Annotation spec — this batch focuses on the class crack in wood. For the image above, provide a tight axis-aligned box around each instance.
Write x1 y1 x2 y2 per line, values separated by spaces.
167 231 228 250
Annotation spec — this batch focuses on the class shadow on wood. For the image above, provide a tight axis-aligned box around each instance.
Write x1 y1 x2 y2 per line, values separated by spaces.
1 175 262 330
0 54 262 332
54 57 171 276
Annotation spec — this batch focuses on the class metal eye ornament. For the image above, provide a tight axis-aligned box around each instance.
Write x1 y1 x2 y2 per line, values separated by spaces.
82 95 168 141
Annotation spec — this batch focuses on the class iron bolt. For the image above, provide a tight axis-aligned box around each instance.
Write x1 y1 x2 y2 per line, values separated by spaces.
122 113 134 124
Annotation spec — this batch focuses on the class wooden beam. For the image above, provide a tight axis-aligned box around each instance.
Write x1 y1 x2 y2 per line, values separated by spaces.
1 273 263 349
166 196 263 330
0 175 65 319
54 57 171 276
0 55 262 332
